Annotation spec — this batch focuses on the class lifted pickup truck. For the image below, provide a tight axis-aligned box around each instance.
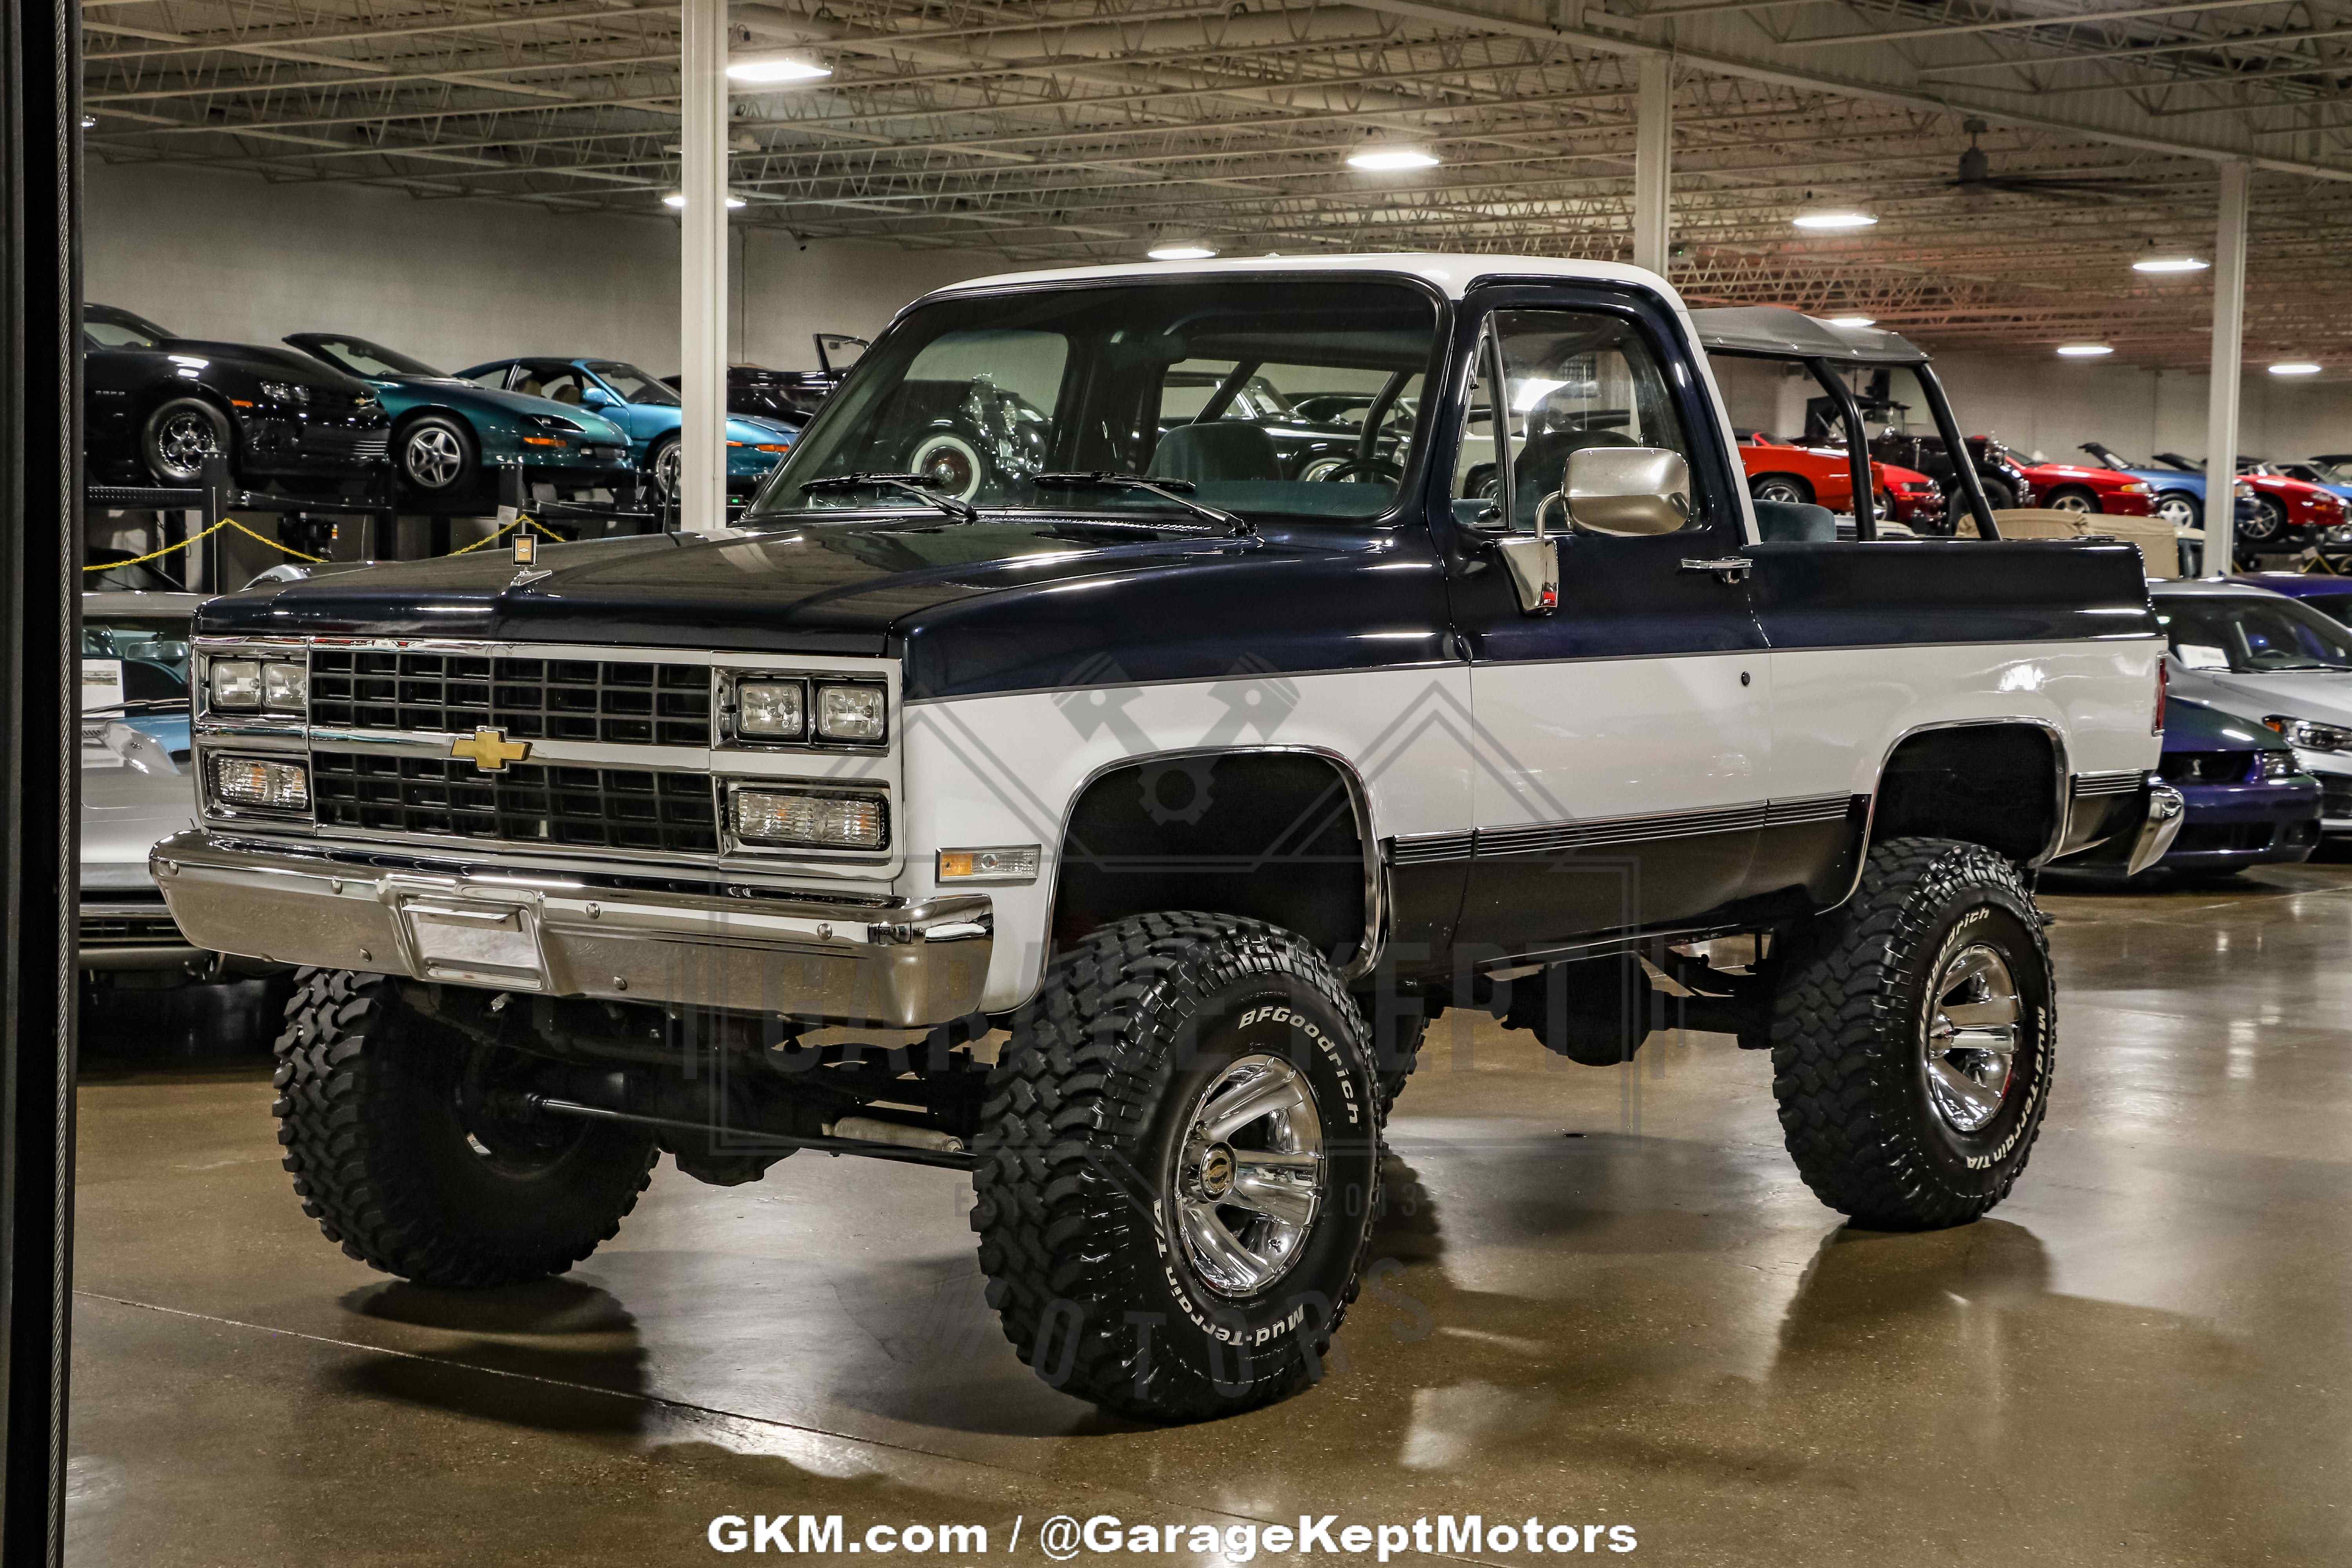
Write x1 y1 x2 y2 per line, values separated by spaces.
157 256 2181 1423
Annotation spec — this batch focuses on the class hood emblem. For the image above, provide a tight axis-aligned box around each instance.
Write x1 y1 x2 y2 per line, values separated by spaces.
451 727 531 773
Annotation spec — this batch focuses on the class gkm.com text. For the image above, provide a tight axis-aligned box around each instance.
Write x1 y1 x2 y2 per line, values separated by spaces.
709 1513 1639 1560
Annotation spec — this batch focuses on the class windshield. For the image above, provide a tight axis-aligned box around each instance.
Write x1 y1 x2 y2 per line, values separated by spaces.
305 335 443 378
585 361 679 406
82 615 194 706
2308 459 2352 486
2160 595 2352 673
750 278 1439 524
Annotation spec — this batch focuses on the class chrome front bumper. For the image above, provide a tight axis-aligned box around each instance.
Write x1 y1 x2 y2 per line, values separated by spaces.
148 829 992 1027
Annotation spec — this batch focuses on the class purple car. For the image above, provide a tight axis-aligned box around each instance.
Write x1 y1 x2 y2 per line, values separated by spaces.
2232 572 2352 628
2127 695 2321 877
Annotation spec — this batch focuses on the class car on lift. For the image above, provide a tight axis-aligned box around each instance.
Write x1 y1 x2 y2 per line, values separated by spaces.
1734 432 1945 527
2007 451 2158 517
281 334 637 508
456 355 799 502
82 304 390 493
661 334 868 426
2153 577 2352 831
2268 457 2352 508
2081 443 2348 552
2059 695 2318 882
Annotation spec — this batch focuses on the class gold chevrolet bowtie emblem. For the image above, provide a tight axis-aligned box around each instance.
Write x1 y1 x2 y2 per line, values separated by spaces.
450 727 531 773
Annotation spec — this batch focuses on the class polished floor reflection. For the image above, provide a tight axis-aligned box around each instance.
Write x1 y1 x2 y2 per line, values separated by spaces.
68 862 2352 1566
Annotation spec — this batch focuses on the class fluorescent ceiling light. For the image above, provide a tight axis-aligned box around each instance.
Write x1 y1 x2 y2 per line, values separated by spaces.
2132 256 2209 274
663 192 748 209
1824 315 1876 328
1147 244 1218 261
1792 211 1877 231
2270 362 2323 376
2056 343 2114 357
726 54 830 83
1347 145 1440 171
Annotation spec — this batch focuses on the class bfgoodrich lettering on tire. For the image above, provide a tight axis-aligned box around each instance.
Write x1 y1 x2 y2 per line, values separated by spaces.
971 912 1381 1421
1769 837 2054 1230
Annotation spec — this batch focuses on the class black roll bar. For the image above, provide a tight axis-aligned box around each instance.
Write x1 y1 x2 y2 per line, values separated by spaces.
1916 364 2000 540
1804 357 1875 542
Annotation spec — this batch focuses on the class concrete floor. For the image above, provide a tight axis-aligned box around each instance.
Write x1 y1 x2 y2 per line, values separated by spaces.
66 864 2352 1567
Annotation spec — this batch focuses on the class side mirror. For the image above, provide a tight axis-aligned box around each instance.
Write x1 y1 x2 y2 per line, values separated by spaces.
581 386 615 407
1561 447 1693 536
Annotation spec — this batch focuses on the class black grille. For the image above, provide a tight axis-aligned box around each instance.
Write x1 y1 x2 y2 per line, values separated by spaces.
2172 822 2276 854
309 651 711 746
2159 750 2253 785
79 898 187 947
2325 776 2352 818
312 751 719 853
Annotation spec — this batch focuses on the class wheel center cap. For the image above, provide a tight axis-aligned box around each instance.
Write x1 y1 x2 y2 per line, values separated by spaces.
1198 1143 1237 1200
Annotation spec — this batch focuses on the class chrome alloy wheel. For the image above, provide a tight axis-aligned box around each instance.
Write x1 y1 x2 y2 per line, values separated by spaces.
1173 1054 1326 1297
154 410 221 481
1922 943 2020 1134
2154 493 2198 530
2045 490 2095 514
404 425 466 489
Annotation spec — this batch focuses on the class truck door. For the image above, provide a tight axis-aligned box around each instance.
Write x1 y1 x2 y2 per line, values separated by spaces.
1445 294 1771 957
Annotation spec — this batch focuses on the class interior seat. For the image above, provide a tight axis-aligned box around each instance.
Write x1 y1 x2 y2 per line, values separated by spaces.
1147 422 1281 484
515 376 543 397
1511 427 1643 530
551 383 583 404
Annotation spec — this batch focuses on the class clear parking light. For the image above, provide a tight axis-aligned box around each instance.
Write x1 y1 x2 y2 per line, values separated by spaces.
2265 715 2352 753
207 659 263 710
262 660 307 713
937 845 1041 884
736 679 806 739
212 755 310 811
815 683 886 742
733 788 888 851
258 380 311 406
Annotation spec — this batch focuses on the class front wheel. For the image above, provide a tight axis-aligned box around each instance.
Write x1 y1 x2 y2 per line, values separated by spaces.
1750 474 1812 506
647 436 682 501
142 397 231 485
272 968 658 1287
2154 492 2201 530
2240 495 2288 544
972 913 1381 1421
1976 475 2018 510
2042 486 2098 515
1769 838 2054 1230
397 414 477 497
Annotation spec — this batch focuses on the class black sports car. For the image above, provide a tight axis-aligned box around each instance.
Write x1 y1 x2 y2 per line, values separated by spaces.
82 304 390 492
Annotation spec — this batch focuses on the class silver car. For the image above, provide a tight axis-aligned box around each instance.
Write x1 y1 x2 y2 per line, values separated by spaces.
80 592 209 976
2153 577 2352 831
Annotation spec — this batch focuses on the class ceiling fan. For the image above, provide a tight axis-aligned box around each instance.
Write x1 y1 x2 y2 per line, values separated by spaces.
1947 118 2169 201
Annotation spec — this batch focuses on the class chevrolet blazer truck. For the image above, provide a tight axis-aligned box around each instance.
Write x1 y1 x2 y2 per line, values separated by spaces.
155 257 2183 1423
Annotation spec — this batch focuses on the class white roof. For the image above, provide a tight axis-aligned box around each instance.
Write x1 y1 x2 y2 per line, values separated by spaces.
931 252 1679 307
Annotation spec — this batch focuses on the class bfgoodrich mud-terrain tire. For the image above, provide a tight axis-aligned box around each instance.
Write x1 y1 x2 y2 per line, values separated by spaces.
972 913 1382 1421
1769 837 2054 1230
271 968 657 1287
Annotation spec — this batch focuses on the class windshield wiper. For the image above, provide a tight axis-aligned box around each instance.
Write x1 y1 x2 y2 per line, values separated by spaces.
798 472 978 523
1033 472 1252 536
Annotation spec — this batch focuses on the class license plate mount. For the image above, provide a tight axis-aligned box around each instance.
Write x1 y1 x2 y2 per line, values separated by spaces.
402 898 548 989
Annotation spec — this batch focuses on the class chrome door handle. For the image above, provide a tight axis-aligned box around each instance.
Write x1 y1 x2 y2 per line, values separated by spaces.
1681 556 1752 583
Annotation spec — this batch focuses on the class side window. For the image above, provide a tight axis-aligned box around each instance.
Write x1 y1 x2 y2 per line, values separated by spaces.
527 367 590 406
1489 309 1693 533
465 365 511 392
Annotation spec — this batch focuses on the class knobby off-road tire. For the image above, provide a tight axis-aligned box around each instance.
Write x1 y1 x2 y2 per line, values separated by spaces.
272 968 658 1287
1370 1009 1427 1125
1769 837 2055 1230
972 913 1383 1422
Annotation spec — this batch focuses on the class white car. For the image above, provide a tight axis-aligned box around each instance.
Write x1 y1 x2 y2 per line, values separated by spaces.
2152 577 2352 832
80 592 209 977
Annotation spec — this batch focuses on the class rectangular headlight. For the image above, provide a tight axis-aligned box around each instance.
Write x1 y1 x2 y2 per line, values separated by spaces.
815 683 886 743
263 660 307 713
737 679 806 739
212 755 310 811
209 659 263 710
2258 750 2303 780
734 788 887 850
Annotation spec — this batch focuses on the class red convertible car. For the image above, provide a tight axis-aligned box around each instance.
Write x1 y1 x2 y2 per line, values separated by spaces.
1738 434 1944 527
2009 454 2157 517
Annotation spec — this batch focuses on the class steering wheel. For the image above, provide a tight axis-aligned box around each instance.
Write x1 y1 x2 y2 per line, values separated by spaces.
1312 457 1402 483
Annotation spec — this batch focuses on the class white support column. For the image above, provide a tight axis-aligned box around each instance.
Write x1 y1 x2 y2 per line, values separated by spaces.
678 0 728 536
2203 160 2249 577
1633 55 1671 277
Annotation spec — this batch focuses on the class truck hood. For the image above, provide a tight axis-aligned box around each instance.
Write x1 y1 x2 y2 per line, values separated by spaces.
197 516 1274 659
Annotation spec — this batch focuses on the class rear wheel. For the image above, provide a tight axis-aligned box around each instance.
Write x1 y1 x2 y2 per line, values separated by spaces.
971 913 1380 1421
272 968 657 1287
1750 474 1812 506
1769 838 2054 1230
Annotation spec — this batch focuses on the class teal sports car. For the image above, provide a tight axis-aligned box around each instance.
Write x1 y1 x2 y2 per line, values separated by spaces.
283 334 637 506
455 354 799 501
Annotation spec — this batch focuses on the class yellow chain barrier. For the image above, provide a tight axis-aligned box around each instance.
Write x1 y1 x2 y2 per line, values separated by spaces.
85 511 566 573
